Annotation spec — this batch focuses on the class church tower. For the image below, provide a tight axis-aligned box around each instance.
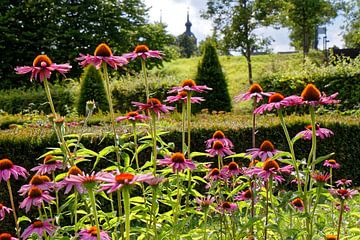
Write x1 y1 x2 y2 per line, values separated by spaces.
177 10 198 58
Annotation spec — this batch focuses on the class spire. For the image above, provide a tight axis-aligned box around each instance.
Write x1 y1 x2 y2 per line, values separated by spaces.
185 8 192 34
160 9 162 23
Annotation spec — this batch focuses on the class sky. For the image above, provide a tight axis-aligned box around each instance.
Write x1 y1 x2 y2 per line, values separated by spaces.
144 0 345 53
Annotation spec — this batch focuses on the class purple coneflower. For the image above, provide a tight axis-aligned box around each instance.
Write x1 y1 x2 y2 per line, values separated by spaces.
195 195 215 210
168 79 212 93
204 168 224 181
0 203 12 220
0 158 28 182
0 232 18 240
79 226 111 240
290 198 304 211
329 188 358 200
144 176 166 186
220 161 243 178
312 172 331 184
132 98 174 118
245 140 280 161
21 219 57 239
234 83 274 103
300 84 340 106
19 175 54 196
323 159 340 169
116 111 149 123
335 202 350 212
206 140 235 157
100 172 153 193
246 159 293 183
217 201 238 214
66 171 105 192
165 90 205 104
20 186 55 213
122 44 162 61
235 189 253 201
77 43 128 69
31 155 64 175
296 123 334 140
158 152 196 173
15 55 71 82
335 179 352 187
253 93 302 115
205 130 233 148
58 165 86 194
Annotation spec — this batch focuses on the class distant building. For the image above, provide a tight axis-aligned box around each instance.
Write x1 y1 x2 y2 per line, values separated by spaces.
177 11 198 58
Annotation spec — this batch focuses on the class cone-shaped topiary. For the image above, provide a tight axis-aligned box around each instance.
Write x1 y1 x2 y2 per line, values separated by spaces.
77 64 109 116
193 40 231 113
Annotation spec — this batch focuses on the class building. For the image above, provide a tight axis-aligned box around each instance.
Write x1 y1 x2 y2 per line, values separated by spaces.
177 11 198 58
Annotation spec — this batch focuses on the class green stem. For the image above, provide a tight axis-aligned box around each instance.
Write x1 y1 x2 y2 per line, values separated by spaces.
88 189 101 240
337 201 344 240
74 191 78 231
123 187 131 240
186 93 192 158
174 171 181 225
141 59 149 101
43 78 56 116
132 122 139 170
252 98 257 148
217 154 223 170
330 167 334 224
42 202 49 219
52 172 60 219
151 187 158 239
182 103 186 154
7 180 20 238
38 207 43 220
265 182 269 240
203 207 208 240
151 114 157 175
310 186 322 235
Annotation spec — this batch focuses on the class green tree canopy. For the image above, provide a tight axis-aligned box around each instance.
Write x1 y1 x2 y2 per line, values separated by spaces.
343 0 360 48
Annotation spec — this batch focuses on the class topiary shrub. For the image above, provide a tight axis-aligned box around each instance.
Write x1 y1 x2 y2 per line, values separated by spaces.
77 65 109 116
193 40 231 113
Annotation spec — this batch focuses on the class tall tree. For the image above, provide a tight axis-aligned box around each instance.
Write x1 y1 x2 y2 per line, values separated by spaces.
343 0 360 48
202 0 280 84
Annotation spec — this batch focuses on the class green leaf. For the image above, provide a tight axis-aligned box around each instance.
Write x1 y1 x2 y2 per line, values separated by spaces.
224 153 250 159
271 151 292 160
190 152 210 158
17 215 31 224
313 152 335 165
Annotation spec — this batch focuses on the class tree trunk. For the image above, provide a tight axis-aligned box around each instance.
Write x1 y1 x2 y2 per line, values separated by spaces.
246 52 253 85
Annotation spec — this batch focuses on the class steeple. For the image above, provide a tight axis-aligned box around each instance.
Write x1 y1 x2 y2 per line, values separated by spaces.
185 9 192 35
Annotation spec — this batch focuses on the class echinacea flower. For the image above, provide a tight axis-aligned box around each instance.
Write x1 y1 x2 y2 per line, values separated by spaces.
217 201 238 214
20 186 55 212
323 159 340 169
205 130 233 148
100 172 154 193
234 83 274 103
245 140 280 162
77 43 128 69
312 172 331 184
0 158 28 182
15 55 72 82
31 155 64 175
0 232 18 240
168 79 212 93
122 44 162 61
0 203 12 221
325 234 337 240
66 171 106 192
158 152 196 173
335 202 350 212
132 98 174 118
206 140 235 157
195 195 215 210
79 226 111 240
204 168 224 181
290 198 304 211
220 161 243 178
296 123 334 140
300 84 340 106
165 91 205 104
58 165 86 194
246 159 293 183
234 189 253 201
253 93 302 115
19 175 54 196
329 188 358 200
21 219 57 239
115 111 149 123
335 179 352 187
144 176 166 186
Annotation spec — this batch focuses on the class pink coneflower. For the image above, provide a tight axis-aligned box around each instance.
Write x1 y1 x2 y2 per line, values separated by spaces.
205 130 233 148
144 176 166 186
31 155 64 175
0 232 18 240
122 44 162 61
296 123 334 140
206 140 235 157
217 201 238 214
253 93 302 115
204 168 224 181
290 198 304 211
234 83 274 103
335 202 350 212
77 43 128 69
168 79 212 93
66 171 105 192
329 188 358 200
234 189 253 201
312 172 331 184
20 186 55 213
100 172 154 193
19 175 54 196
0 158 28 182
21 219 57 239
79 226 111 240
15 55 71 82
0 203 12 221
323 159 340 169
246 159 293 183
58 165 86 194
300 84 340 106
132 98 174 118
195 195 215 210
165 91 205 104
158 152 196 173
335 179 352 187
220 162 243 178
115 111 149 123
245 140 280 161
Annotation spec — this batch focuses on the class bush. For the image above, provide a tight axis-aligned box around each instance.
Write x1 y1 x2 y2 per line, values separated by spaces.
77 65 109 116
194 40 231 113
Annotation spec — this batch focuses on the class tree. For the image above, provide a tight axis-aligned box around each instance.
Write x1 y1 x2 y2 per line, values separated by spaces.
202 0 280 84
343 0 360 48
194 40 231 113
177 34 198 58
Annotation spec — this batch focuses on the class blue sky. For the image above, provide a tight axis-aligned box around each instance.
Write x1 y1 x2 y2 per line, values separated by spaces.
144 0 345 53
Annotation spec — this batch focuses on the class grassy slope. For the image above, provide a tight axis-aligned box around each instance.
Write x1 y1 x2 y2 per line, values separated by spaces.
150 53 304 113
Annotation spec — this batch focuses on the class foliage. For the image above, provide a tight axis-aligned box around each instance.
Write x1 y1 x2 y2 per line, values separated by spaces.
177 34 198 58
77 65 109 116
194 40 232 113
342 0 360 48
